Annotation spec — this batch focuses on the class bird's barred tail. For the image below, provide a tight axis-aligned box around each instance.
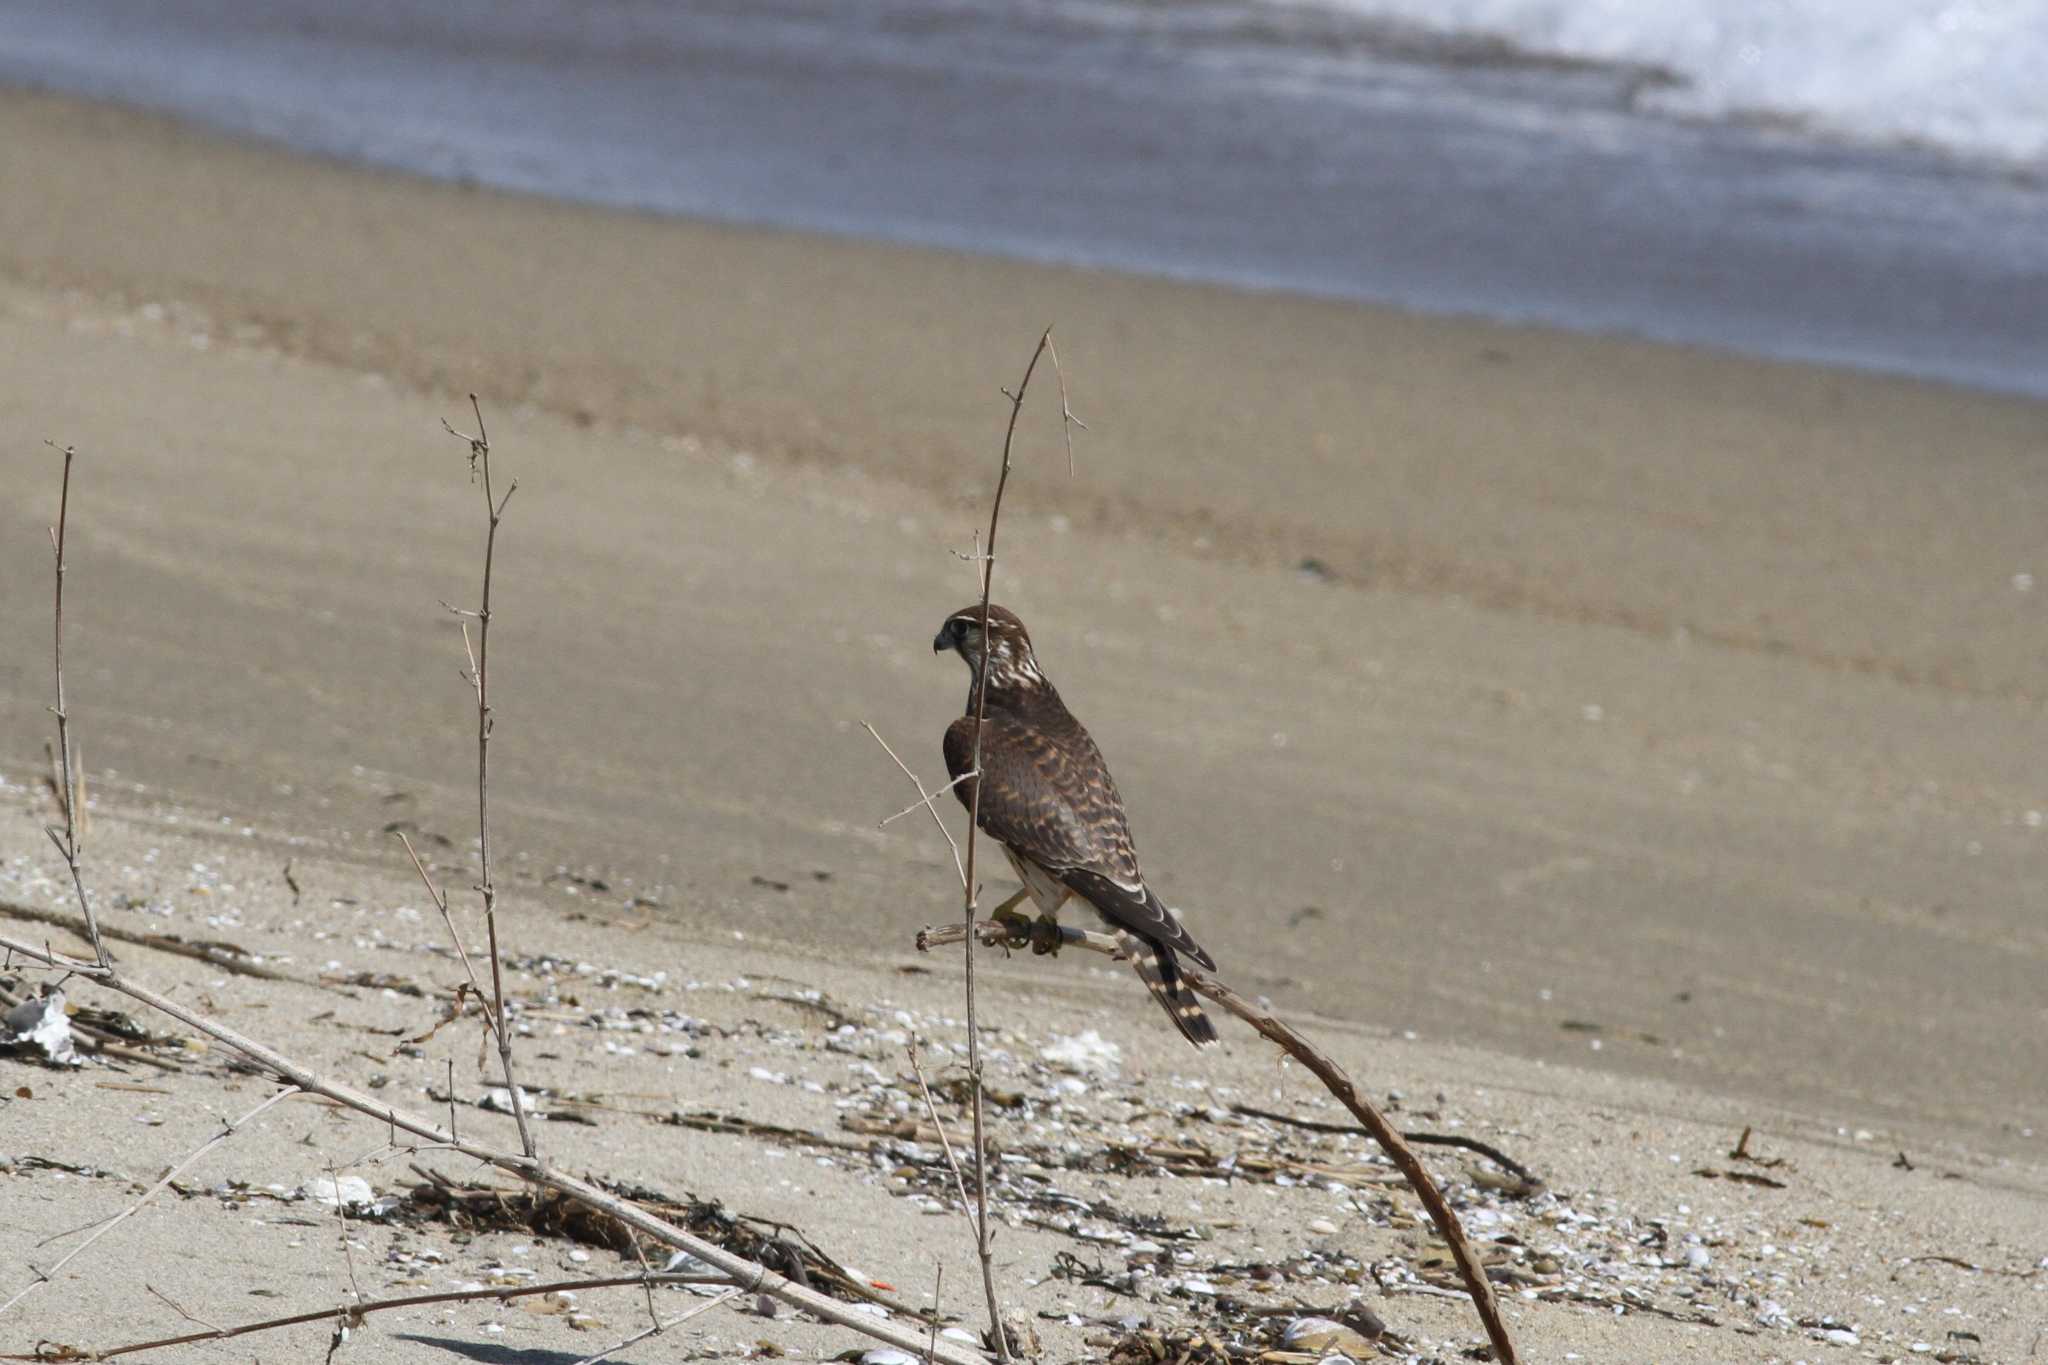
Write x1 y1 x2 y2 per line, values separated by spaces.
1117 930 1218 1048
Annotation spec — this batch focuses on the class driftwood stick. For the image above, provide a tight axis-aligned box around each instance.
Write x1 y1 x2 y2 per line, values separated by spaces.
917 918 1522 1365
0 1275 740 1362
0 933 992 1365
0 898 317 987
1228 1103 1541 1185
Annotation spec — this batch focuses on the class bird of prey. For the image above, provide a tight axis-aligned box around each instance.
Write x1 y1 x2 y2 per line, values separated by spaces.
934 604 1219 1047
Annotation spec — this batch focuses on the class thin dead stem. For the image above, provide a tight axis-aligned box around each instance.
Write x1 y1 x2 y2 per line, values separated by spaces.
881 769 977 828
2 1272 740 1362
925 1262 945 1365
1042 332 1085 477
0 1086 300 1318
905 1038 983 1233
394 829 499 1045
566 1285 744 1365
440 395 535 1161
917 918 1523 1365
144 1282 223 1335
952 327 1060 1362
863 722 969 891
41 442 108 968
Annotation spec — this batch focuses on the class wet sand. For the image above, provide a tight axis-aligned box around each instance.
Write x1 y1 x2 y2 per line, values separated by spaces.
2 78 2046 1189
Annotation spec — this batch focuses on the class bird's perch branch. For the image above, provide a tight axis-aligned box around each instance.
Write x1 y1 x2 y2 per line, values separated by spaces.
917 918 1523 1365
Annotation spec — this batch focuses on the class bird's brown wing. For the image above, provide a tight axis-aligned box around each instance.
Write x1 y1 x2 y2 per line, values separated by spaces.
944 711 1215 972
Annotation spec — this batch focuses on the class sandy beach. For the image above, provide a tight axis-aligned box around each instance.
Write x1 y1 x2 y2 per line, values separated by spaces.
2 86 2045 1361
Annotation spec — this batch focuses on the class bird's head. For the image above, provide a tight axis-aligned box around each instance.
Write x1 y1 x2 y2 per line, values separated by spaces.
933 603 1045 693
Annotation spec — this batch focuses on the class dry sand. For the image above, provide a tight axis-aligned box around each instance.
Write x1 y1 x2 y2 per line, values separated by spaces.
1 86 2044 1362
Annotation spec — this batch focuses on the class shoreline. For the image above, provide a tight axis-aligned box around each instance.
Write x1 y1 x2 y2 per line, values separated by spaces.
7 0 2047 400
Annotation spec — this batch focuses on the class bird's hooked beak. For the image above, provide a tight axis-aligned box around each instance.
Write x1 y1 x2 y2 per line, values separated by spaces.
932 626 951 654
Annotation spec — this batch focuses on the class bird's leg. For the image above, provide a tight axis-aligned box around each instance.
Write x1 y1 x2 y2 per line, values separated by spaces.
1029 912 1063 957
987 886 1033 947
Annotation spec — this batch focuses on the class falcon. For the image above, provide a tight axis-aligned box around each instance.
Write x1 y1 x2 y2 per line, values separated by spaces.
934 604 1219 1047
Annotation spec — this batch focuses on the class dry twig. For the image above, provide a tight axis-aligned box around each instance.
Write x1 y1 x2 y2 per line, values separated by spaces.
0 1086 300 1318
39 444 108 968
0 1273 741 1361
919 917 1523 1365
906 1038 984 1231
392 831 499 1044
0 898 313 987
950 327 1065 1362
1228 1102 1540 1186
566 1285 745 1365
439 395 536 1161
863 722 969 892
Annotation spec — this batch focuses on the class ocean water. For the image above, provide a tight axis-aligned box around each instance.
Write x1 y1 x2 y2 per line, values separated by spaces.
2 0 2045 396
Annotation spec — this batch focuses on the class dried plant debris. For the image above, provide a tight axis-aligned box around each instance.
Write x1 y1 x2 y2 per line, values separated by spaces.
382 966 1978 1354
402 1170 932 1319
1079 1305 1389 1363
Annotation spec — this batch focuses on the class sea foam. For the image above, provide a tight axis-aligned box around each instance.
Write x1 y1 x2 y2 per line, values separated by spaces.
1301 0 2048 167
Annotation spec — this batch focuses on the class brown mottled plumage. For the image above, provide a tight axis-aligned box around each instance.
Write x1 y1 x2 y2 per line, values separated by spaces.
934 604 1218 1047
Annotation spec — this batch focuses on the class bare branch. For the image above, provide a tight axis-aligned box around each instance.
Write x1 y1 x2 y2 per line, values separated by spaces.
440 397 536 1161
0 1086 300 1318
1043 331 1086 477
393 830 499 1049
41 441 108 967
566 1285 743 1365
880 770 976 829
862 722 968 892
144 1282 223 1335
949 327 1058 1363
0 898 310 987
905 1038 982 1232
5 1273 741 1362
